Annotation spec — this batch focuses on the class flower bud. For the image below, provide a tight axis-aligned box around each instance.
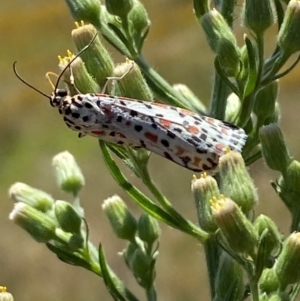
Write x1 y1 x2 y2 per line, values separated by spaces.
277 0 300 56
65 0 101 27
102 195 137 240
201 9 236 53
211 196 257 257
254 215 281 274
191 174 219 232
72 23 114 87
105 0 133 20
122 242 138 266
9 183 54 213
130 248 153 287
128 0 150 41
253 81 278 126
58 52 99 94
264 102 280 125
275 160 300 223
259 124 292 173
242 0 277 34
0 286 14 301
275 232 300 287
54 200 82 233
113 60 153 101
173 84 206 112
138 213 160 245
217 38 241 77
259 268 280 294
254 215 281 258
225 93 241 123
52 151 85 195
284 160 300 190
9 203 57 243
219 151 258 213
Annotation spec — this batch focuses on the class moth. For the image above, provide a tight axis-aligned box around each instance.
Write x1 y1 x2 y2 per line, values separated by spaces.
13 35 247 172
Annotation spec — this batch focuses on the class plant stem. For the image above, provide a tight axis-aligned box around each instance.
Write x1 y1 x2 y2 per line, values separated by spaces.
210 72 230 120
204 236 221 299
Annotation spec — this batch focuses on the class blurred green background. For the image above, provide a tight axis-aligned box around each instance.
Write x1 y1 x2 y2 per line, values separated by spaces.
2 1 300 300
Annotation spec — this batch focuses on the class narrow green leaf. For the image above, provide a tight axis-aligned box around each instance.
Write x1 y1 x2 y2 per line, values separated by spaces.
98 244 127 301
243 37 257 98
273 0 284 29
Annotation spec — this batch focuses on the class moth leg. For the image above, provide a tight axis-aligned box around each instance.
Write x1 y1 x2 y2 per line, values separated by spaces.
101 60 135 93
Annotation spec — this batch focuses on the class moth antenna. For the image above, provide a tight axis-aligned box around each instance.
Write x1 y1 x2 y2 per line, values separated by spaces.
13 61 51 100
54 33 98 93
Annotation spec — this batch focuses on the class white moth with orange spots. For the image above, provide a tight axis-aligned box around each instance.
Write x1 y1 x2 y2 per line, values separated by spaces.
55 93 247 172
13 37 247 173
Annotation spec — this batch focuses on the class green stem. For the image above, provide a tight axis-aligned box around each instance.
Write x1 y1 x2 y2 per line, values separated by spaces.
262 50 290 84
210 71 230 119
204 236 221 300
255 33 265 90
249 278 260 301
146 285 157 301
141 167 176 211
122 17 138 57
237 33 264 128
135 55 189 107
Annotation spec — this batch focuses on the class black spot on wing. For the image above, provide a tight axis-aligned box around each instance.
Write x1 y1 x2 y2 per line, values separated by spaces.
144 103 152 109
64 107 72 115
71 112 80 119
130 110 138 117
161 139 169 147
180 156 191 167
164 152 174 162
135 125 143 132
167 130 176 139
84 102 93 109
116 116 123 122
63 116 74 124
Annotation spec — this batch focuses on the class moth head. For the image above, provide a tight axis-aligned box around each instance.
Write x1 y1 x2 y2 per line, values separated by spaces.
50 89 68 107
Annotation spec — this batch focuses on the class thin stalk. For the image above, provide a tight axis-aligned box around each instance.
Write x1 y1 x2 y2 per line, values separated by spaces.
146 285 157 301
204 236 221 299
210 72 230 119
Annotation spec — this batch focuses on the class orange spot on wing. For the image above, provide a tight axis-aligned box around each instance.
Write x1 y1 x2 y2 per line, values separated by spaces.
175 146 185 156
91 130 105 135
160 119 172 128
221 128 229 135
192 157 201 167
145 132 158 143
206 117 216 125
178 108 191 115
153 103 169 108
187 125 200 134
215 143 225 153
118 133 126 138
